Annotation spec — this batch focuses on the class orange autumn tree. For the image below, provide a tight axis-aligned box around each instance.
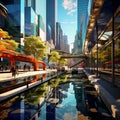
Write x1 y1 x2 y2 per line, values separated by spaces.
0 28 10 39
0 28 18 50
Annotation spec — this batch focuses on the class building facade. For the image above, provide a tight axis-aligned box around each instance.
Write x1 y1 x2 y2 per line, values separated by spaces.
35 0 46 41
56 22 61 50
76 0 91 54
63 34 69 53
0 0 25 43
46 0 57 47
0 0 46 44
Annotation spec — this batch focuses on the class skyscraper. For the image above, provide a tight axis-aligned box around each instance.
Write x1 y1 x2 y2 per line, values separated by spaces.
63 34 69 53
25 0 46 41
56 22 61 50
46 0 57 46
1 0 46 43
35 0 46 41
76 0 91 54
0 0 25 43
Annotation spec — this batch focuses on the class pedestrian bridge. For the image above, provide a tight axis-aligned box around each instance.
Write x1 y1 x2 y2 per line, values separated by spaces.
0 49 46 71
61 54 87 58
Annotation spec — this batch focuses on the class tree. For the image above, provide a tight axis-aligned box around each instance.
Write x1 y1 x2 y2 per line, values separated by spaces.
0 29 19 51
23 83 48 105
49 51 61 63
24 36 46 60
59 58 67 66
49 51 68 66
0 39 18 50
0 28 10 39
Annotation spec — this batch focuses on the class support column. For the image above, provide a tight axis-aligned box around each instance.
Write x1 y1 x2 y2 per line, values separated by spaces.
111 0 115 85
34 62 38 71
10 56 15 72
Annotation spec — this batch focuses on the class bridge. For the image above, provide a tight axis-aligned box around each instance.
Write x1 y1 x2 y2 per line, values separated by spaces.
54 49 87 58
0 49 46 71
61 54 87 58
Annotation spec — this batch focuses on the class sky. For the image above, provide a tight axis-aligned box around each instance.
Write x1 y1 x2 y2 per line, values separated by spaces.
57 0 77 48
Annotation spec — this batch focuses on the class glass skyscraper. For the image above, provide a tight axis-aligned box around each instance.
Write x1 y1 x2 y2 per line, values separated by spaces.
0 0 25 42
25 6 37 36
46 0 57 46
77 0 92 53
35 0 46 41
0 0 46 43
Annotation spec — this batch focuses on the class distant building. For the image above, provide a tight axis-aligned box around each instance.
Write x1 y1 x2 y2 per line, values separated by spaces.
63 34 69 53
72 33 79 54
56 22 70 53
56 22 61 50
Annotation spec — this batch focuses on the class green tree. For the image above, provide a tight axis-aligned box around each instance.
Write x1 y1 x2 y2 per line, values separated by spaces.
49 51 67 66
23 83 48 105
59 58 67 66
24 36 46 60
49 51 61 63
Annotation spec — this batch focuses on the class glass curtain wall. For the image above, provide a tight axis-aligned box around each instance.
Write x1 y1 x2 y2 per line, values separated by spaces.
97 7 120 87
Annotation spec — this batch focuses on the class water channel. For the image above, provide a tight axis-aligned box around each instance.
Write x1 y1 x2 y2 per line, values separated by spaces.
0 71 115 120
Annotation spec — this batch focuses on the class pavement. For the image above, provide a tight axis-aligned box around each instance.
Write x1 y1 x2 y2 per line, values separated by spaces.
0 69 57 102
0 69 57 81
0 69 120 119
84 69 120 120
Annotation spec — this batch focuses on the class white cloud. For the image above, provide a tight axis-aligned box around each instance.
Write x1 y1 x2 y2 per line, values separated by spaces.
67 8 77 15
62 0 77 15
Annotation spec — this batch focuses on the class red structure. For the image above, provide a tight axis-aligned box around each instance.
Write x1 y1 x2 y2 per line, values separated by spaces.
0 49 46 71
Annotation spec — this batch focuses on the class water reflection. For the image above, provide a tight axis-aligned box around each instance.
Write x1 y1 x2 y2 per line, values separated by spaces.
0 74 114 120
0 72 56 94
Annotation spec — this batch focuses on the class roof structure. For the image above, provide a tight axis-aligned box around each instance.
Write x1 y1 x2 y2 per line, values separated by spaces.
84 0 120 53
0 3 8 17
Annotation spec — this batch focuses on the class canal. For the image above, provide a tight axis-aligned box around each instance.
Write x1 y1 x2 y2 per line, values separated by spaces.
0 71 115 120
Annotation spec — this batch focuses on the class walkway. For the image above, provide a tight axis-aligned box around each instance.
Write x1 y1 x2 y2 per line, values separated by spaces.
84 69 120 120
0 69 58 102
0 69 56 81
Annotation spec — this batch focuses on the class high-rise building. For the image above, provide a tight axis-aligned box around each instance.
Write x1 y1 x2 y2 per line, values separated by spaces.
0 0 46 44
46 0 57 46
0 0 25 43
35 0 46 41
25 6 37 37
56 22 61 50
25 0 46 41
76 0 92 54
63 34 69 53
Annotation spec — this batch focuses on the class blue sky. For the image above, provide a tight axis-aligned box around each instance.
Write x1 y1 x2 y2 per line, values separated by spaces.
57 0 77 47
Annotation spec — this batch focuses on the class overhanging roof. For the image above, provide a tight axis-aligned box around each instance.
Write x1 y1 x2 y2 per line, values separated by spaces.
84 0 104 53
0 3 8 16
84 0 120 53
